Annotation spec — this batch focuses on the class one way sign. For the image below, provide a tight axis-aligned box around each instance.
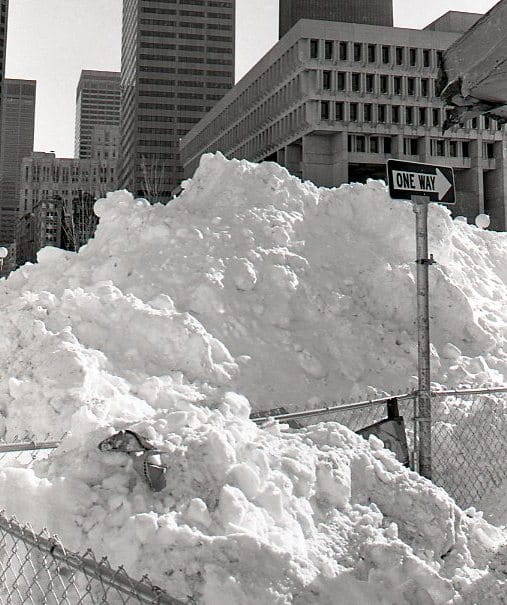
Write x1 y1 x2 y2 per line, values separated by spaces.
387 159 455 204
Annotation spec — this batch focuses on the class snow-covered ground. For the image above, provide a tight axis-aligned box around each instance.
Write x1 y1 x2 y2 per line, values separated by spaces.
0 154 505 603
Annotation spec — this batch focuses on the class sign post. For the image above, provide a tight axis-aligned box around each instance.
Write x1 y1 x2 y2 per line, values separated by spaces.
387 160 455 480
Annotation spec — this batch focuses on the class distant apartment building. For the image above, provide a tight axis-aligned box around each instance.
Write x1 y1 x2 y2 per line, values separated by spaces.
74 70 121 160
0 79 36 244
119 0 235 202
279 0 394 37
16 151 117 265
181 16 507 231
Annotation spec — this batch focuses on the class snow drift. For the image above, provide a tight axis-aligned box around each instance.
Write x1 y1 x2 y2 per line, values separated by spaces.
0 153 505 603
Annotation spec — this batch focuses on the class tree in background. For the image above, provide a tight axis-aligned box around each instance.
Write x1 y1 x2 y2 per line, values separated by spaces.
61 191 99 252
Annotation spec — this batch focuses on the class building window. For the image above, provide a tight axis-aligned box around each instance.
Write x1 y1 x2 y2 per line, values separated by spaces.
483 115 491 129
423 49 431 67
449 140 458 157
432 108 441 127
320 100 330 120
406 106 414 125
393 76 402 95
337 72 346 90
335 101 344 120
419 107 427 125
367 44 376 62
484 142 495 159
431 139 445 156
462 141 470 157
379 75 388 94
407 77 415 95
392 105 400 123
421 78 429 97
384 137 392 154
364 103 372 122
404 137 418 155
365 74 375 93
351 73 361 92
339 41 348 60
324 40 333 60
409 48 417 66
350 102 358 121
323 70 332 90
381 45 390 64
395 46 404 65
353 43 362 61
310 39 319 59
370 135 379 153
378 104 386 123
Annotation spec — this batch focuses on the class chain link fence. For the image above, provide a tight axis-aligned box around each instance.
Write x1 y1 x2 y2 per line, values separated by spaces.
0 512 183 605
251 387 507 510
431 389 507 509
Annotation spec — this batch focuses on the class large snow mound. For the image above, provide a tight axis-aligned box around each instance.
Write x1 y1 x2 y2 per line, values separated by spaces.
0 153 505 603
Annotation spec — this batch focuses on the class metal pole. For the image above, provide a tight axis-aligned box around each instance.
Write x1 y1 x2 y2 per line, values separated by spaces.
412 195 432 479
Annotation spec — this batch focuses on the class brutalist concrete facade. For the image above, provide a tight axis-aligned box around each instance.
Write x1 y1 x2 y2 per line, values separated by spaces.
279 0 394 38
119 0 235 202
181 19 507 231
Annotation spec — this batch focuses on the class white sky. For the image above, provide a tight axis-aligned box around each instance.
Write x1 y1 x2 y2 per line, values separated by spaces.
4 0 500 158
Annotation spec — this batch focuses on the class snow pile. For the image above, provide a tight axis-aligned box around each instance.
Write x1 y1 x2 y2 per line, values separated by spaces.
0 154 504 602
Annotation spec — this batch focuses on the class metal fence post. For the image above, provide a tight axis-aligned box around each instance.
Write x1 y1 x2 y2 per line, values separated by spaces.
413 196 433 479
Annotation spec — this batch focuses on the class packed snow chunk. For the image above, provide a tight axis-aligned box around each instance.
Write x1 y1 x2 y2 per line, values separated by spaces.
0 153 505 603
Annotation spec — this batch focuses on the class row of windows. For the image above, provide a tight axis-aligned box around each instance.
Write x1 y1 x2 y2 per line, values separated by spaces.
319 70 433 98
309 38 441 68
147 0 232 5
320 100 445 127
139 65 231 77
319 100 503 131
140 42 231 53
141 7 231 18
347 134 475 158
140 18 231 30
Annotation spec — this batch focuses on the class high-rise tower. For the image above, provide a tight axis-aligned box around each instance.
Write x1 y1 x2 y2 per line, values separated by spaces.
119 0 235 202
0 0 10 151
74 70 121 159
0 78 35 244
279 0 394 38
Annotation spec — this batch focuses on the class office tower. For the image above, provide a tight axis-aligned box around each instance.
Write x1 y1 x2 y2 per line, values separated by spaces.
119 0 235 202
279 0 394 37
182 16 507 231
0 0 9 145
74 70 121 159
0 79 35 244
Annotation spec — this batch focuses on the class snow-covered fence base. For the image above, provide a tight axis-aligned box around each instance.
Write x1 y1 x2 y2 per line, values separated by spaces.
432 389 507 509
252 387 507 510
0 512 180 605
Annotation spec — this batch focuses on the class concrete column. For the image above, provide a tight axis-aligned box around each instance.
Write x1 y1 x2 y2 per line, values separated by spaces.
285 142 303 178
483 139 507 230
418 136 431 163
454 140 483 221
302 132 348 188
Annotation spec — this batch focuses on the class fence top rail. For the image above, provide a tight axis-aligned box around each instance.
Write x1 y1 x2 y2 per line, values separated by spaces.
0 512 185 605
431 386 507 397
251 392 415 424
0 440 60 453
251 386 507 424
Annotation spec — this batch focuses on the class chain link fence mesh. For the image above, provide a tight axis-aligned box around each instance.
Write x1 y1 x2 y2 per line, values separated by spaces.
431 391 507 509
0 513 182 605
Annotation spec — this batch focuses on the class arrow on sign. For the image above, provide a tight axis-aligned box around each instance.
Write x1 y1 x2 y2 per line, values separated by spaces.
392 168 453 201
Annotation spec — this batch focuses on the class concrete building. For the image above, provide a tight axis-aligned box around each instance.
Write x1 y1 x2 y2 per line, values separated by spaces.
181 17 507 231
119 0 235 202
279 0 394 37
16 151 117 265
74 70 121 159
0 79 36 244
